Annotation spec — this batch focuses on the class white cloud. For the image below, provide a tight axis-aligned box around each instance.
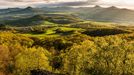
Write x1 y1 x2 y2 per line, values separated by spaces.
98 0 134 6
0 0 49 8
0 0 87 8
0 0 134 9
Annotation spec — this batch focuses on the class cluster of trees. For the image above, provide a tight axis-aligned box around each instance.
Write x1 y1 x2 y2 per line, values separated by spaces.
0 32 51 75
16 26 53 34
61 36 134 75
0 31 133 75
82 28 130 36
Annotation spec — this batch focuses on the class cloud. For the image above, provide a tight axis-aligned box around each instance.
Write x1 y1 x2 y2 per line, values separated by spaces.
87 0 99 2
58 1 88 6
0 0 94 8
37 1 89 7
4 0 57 2
0 0 53 8
1 0 134 9
1 0 98 3
34 0 99 7
97 0 134 6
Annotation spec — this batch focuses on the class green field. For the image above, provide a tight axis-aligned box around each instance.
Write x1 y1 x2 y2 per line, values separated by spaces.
20 26 85 37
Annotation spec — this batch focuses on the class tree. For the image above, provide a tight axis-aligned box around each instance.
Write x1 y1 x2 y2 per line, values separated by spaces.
62 40 97 75
0 45 10 75
15 47 52 75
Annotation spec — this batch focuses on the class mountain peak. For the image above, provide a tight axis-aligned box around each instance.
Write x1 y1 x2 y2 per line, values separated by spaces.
93 5 102 9
108 6 118 9
25 6 33 10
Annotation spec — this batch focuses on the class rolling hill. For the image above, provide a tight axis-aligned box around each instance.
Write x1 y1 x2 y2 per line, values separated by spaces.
0 8 20 14
1 6 134 24
41 6 134 24
4 14 82 26
5 7 45 15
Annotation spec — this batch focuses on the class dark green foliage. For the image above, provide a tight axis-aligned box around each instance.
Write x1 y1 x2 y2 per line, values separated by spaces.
33 37 73 52
51 56 63 70
83 28 131 36
30 70 64 75
55 28 78 35
30 26 47 34
0 25 11 30
5 15 44 26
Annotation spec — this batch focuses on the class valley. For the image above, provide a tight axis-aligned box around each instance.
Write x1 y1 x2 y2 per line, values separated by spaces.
0 6 134 75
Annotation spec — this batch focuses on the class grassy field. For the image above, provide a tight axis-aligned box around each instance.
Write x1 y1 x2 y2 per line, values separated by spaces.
20 26 85 37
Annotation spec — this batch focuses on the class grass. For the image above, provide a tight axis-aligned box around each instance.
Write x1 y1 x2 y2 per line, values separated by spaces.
57 27 85 31
47 12 74 15
45 29 56 35
42 21 56 25
21 33 60 38
20 26 85 37
17 21 119 38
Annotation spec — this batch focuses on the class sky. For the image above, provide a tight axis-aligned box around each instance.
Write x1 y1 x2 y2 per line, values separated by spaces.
0 0 134 9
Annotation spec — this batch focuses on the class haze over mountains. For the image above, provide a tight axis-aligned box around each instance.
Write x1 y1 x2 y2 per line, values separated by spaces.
1 5 134 25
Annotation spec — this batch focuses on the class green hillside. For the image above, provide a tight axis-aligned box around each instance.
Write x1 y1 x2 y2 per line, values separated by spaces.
4 14 82 26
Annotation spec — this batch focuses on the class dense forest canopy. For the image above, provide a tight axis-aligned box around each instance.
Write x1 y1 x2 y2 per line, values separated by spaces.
0 20 134 75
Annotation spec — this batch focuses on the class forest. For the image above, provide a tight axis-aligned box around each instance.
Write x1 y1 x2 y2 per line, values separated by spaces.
0 20 133 75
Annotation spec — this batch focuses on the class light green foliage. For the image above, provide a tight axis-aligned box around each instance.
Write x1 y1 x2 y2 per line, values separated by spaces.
62 40 97 75
61 35 134 75
20 26 84 37
15 47 52 75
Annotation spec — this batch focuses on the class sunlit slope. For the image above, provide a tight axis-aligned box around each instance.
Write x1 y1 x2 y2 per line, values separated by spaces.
4 14 82 26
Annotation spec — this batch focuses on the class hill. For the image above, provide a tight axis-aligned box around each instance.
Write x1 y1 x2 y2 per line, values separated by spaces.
4 14 82 26
1 6 134 24
5 7 45 15
41 6 134 24
76 6 134 23
0 8 20 14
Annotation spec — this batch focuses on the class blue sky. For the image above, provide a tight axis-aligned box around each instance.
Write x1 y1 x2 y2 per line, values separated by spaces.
0 0 134 9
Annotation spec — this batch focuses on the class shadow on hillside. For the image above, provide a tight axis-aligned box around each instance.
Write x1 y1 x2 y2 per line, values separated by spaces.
82 28 131 37
31 70 65 75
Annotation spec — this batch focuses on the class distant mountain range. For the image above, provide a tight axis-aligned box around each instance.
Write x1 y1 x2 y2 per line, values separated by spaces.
1 6 134 24
0 7 45 15
76 6 134 23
